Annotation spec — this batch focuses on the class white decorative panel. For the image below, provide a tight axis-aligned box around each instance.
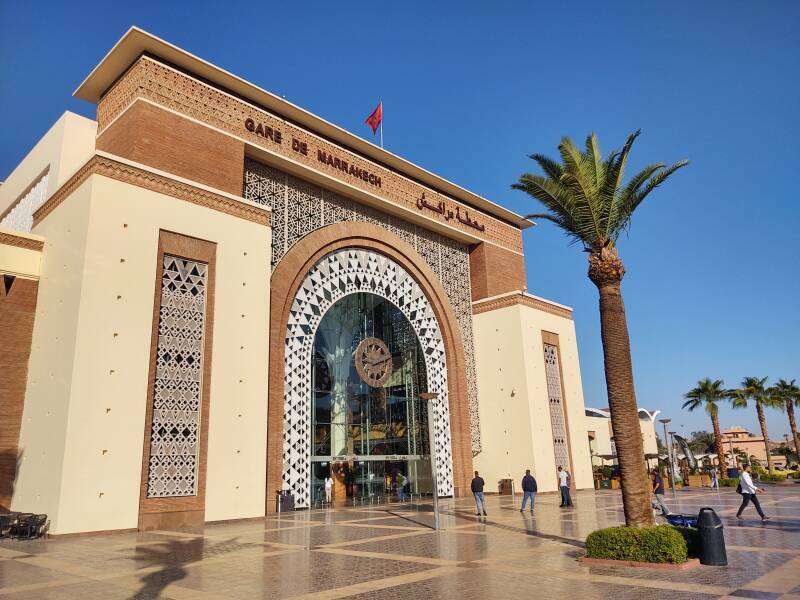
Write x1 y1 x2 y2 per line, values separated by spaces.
544 344 571 471
285 248 454 507
244 159 483 456
146 256 208 498
0 172 49 232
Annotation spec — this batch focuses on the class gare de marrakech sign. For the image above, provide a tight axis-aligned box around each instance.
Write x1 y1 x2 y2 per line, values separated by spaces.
245 117 381 188
243 117 485 232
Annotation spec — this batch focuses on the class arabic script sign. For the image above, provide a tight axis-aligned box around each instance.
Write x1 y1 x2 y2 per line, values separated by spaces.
416 192 485 232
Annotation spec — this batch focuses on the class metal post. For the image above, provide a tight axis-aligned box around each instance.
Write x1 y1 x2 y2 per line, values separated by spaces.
659 418 675 498
669 431 679 494
420 392 440 531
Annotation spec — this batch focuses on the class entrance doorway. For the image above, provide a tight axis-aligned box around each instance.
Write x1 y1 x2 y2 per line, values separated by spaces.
310 293 433 504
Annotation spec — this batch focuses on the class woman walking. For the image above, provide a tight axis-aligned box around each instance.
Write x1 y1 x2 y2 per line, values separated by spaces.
737 465 770 522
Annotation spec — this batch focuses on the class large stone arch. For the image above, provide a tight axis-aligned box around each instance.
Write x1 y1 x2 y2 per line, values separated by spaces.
267 223 472 511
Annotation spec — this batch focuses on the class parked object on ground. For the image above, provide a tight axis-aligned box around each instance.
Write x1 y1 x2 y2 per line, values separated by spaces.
664 514 698 528
275 489 295 513
0 512 48 539
697 507 727 566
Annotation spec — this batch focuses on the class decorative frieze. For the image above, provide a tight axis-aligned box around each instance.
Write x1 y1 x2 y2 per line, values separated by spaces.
97 56 522 253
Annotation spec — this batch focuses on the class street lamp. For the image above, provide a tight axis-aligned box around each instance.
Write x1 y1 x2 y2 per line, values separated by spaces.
419 391 440 531
658 418 676 498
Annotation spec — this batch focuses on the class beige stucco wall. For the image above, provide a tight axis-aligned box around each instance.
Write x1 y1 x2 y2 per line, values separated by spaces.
0 112 96 219
641 418 658 456
14 173 271 534
0 228 44 278
12 179 94 525
586 413 659 467
472 302 592 492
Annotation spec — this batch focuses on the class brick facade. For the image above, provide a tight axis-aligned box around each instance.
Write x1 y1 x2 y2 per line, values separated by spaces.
0 276 38 510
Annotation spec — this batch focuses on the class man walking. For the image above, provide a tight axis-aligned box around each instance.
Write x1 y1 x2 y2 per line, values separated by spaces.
520 469 537 513
557 466 572 507
471 471 487 516
737 465 770 522
651 468 671 515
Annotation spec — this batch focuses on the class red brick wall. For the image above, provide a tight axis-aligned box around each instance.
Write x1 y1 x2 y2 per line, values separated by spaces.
0 276 38 510
469 242 527 301
97 101 245 196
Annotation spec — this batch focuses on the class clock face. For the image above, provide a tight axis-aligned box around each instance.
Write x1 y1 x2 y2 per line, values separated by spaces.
355 337 393 387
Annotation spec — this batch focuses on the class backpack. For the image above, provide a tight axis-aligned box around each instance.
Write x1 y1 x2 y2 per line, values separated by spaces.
736 482 742 494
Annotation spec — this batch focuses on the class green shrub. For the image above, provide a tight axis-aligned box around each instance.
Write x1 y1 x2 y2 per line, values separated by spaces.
585 525 688 564
672 526 700 558
760 473 787 482
719 477 739 487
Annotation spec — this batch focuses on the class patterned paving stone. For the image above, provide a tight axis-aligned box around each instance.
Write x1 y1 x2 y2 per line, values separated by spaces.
1 487 799 599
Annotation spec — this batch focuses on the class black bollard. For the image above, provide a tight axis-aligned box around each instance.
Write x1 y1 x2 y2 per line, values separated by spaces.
697 507 727 566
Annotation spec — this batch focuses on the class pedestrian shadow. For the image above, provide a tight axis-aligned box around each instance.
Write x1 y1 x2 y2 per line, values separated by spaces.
128 535 253 599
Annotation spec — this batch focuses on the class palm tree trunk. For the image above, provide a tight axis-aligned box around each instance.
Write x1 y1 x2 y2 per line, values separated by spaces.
711 412 726 475
590 249 653 528
786 401 799 458
755 399 774 474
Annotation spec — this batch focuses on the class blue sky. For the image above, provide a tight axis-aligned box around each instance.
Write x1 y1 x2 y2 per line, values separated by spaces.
2 1 798 442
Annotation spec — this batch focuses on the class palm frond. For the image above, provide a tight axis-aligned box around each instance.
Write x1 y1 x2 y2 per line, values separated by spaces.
528 153 564 181
512 129 687 255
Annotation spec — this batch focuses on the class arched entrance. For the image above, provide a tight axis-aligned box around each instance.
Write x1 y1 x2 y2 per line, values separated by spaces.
311 292 432 504
266 223 473 512
284 248 453 507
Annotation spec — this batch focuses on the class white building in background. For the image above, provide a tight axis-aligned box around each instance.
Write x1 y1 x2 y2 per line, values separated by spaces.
585 407 660 469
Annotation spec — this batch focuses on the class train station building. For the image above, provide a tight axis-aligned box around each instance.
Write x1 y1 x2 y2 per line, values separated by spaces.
0 28 592 535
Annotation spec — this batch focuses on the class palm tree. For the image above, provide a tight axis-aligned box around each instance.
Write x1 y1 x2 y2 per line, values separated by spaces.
682 379 729 476
729 377 777 474
769 379 800 458
512 131 688 527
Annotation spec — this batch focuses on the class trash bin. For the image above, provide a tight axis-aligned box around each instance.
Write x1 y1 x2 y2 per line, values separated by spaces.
275 490 295 513
727 468 740 478
697 507 727 566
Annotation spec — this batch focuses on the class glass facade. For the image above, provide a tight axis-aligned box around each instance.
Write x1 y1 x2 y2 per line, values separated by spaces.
311 292 433 502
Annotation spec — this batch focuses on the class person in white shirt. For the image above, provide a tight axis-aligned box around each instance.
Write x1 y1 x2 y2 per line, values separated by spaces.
737 465 769 521
324 476 333 503
557 466 572 507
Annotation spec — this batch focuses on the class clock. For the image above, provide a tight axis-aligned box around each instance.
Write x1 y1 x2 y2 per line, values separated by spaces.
355 337 393 387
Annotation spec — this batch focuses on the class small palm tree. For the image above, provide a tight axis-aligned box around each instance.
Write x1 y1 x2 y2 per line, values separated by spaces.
682 379 729 474
512 130 688 527
729 377 778 474
768 379 800 458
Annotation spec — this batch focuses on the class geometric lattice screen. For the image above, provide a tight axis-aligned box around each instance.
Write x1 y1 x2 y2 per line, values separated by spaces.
0 170 49 233
284 248 454 507
146 256 208 498
543 344 571 472
244 159 482 457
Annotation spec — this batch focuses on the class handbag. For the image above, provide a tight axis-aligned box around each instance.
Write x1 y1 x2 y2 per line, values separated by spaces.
736 482 742 494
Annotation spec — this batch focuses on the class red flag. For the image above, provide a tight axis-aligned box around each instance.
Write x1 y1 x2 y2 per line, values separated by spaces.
365 101 382 135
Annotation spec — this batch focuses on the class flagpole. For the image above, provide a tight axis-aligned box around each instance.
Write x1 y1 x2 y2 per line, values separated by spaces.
380 100 383 148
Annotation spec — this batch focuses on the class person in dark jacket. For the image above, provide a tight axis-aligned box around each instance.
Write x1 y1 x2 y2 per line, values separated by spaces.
520 469 538 513
471 471 487 516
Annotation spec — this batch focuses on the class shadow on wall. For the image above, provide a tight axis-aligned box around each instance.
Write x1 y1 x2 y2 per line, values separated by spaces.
0 448 23 511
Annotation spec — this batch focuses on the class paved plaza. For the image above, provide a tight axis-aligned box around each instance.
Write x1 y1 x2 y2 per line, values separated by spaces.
1 487 800 599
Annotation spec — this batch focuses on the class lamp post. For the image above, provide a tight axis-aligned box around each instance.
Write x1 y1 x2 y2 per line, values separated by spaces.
669 431 680 487
419 391 440 531
658 418 675 498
